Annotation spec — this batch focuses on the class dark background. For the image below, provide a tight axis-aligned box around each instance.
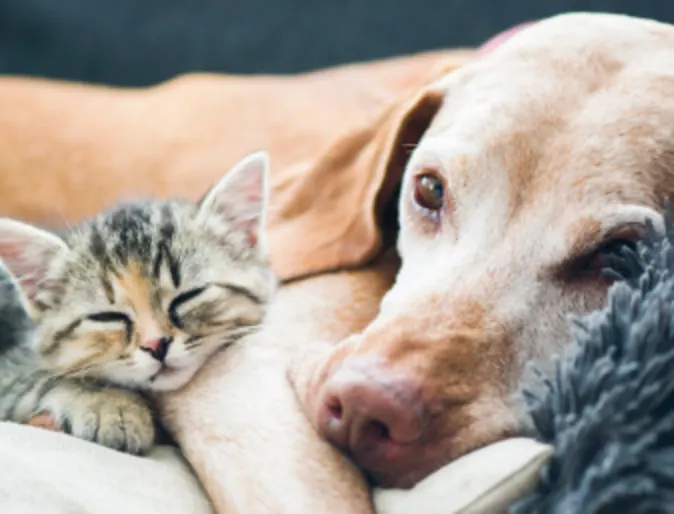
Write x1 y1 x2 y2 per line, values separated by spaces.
0 0 671 87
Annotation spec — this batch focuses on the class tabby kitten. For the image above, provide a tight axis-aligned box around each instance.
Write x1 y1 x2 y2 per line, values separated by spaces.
0 151 276 454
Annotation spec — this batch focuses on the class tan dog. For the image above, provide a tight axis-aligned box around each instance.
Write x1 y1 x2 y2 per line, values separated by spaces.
5 11 673 512
292 11 674 490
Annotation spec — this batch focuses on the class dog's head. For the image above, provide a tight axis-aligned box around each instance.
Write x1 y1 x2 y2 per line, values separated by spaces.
295 13 674 488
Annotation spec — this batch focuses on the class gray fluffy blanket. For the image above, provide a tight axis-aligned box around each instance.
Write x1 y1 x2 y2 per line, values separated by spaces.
510 210 674 513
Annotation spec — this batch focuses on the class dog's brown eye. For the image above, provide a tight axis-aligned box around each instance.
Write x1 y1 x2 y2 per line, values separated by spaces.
587 238 638 273
414 174 444 211
565 237 639 282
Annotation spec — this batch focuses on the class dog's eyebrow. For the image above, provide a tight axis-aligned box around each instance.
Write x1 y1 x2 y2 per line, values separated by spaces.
598 205 664 237
407 148 447 174
564 218 603 259
565 206 662 261
413 135 489 176
583 222 644 256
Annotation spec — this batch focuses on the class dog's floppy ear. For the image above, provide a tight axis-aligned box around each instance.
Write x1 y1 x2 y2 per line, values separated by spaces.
268 56 467 281
369 77 451 235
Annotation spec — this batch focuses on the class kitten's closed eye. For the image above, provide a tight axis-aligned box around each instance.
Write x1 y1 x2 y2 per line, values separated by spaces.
168 286 209 329
86 311 133 340
88 312 132 324
168 283 260 333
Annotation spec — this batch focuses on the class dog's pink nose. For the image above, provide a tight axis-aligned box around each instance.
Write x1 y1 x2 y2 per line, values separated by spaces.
317 357 427 471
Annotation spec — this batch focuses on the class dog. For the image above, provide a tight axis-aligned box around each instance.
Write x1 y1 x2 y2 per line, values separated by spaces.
290 11 674 491
6 11 673 513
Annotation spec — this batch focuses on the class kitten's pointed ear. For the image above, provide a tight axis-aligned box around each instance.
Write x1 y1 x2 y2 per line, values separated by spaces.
0 219 67 303
197 151 270 255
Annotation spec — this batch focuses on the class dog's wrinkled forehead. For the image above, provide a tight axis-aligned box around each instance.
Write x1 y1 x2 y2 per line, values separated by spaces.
401 13 674 252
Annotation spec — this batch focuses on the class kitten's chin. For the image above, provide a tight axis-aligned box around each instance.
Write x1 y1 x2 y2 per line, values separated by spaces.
148 365 197 392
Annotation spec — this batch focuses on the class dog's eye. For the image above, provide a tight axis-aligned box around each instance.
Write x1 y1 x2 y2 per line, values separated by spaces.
413 173 444 211
567 237 639 281
589 238 637 269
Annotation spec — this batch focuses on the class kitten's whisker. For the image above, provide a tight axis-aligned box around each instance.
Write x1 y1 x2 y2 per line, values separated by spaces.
59 366 96 378
226 325 259 338
54 208 75 233
62 357 135 378
184 324 261 349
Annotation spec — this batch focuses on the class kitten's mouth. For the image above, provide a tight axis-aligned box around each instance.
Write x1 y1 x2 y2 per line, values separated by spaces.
148 363 194 391
150 365 179 382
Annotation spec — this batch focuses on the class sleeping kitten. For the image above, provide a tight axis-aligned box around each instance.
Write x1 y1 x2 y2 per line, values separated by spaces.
0 151 276 454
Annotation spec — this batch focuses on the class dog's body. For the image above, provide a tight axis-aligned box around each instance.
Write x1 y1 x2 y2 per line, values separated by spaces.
161 250 399 513
3 11 674 513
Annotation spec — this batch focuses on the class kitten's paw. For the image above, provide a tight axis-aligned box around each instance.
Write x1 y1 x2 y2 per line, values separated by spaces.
27 412 60 432
39 387 155 454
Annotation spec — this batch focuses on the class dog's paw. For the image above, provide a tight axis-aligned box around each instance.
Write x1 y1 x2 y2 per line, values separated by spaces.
37 386 155 454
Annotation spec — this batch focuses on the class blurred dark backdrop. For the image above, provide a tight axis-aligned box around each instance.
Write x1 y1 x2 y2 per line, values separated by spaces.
0 0 671 87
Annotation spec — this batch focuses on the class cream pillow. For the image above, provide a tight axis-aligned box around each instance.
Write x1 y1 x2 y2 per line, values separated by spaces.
374 438 553 514
0 422 550 514
0 422 212 514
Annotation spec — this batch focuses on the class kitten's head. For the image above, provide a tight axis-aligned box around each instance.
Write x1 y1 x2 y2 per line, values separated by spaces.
0 151 276 391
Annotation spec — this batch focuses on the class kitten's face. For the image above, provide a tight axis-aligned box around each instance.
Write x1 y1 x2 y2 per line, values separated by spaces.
35 201 274 391
0 151 276 391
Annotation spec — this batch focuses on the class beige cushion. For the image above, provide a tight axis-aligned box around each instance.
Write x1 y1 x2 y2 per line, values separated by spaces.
0 422 212 514
374 438 553 514
0 422 549 514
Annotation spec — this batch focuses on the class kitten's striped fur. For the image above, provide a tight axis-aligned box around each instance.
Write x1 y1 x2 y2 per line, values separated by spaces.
0 152 276 453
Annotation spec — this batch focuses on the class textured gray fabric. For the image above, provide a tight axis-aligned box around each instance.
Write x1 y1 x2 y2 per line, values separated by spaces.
510 210 674 513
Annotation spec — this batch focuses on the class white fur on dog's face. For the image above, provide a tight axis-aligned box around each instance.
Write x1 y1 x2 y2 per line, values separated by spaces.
305 12 674 488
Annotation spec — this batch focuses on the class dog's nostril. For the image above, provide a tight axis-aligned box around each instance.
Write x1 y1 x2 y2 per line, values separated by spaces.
326 397 344 421
361 420 391 443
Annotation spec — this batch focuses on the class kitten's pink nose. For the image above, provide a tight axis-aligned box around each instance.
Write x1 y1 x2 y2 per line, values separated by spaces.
141 337 172 362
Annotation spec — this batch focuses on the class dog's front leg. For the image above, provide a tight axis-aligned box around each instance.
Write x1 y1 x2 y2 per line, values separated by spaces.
159 336 372 514
157 256 399 514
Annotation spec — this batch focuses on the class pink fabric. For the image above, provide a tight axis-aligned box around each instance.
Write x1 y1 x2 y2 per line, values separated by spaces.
479 22 536 55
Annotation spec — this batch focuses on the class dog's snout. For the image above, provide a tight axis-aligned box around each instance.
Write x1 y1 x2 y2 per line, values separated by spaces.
317 357 427 473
